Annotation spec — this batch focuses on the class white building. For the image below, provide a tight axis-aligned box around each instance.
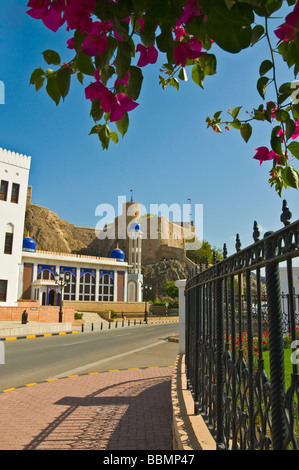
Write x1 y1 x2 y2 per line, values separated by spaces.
0 148 31 306
279 266 299 314
0 148 140 308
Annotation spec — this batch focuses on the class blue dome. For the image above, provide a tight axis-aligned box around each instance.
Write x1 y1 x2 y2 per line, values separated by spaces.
23 237 36 252
130 222 141 232
110 247 125 261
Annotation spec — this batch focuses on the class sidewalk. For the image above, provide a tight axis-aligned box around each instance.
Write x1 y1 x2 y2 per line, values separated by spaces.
0 366 173 450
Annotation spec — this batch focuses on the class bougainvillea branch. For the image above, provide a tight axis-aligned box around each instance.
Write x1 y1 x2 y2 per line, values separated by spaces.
27 0 299 194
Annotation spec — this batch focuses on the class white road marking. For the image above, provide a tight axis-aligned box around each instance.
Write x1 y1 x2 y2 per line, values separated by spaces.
46 340 165 379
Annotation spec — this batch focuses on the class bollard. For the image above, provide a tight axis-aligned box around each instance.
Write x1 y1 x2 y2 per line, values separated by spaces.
81 323 84 332
109 322 111 329
101 322 103 330
92 323 94 331
21 310 28 324
115 321 117 328
128 320 130 326
122 320 124 327
134 319 136 326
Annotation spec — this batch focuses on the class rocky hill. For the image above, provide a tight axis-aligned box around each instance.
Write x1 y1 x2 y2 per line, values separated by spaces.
24 202 189 299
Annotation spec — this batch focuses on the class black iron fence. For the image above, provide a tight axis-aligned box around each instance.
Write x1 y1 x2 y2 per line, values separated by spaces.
185 200 299 450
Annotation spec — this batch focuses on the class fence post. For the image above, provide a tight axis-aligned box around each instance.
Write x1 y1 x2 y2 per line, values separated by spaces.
264 231 287 450
215 262 225 449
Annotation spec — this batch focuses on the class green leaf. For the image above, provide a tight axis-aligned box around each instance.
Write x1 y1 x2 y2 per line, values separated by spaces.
283 165 299 189
240 123 252 142
231 118 241 129
56 67 71 100
178 68 188 81
287 141 299 159
76 52 95 76
191 63 204 88
46 77 61 106
116 112 129 137
169 77 179 90
42 49 61 66
250 24 264 46
156 26 174 53
199 54 217 76
257 76 269 98
77 72 84 85
89 125 100 135
205 1 254 53
35 76 45 92
259 60 273 76
98 124 111 150
73 29 87 53
127 66 143 100
30 67 45 85
90 99 104 122
231 106 242 119
115 42 132 80
285 117 296 140
271 134 283 156
110 131 119 144
100 65 115 86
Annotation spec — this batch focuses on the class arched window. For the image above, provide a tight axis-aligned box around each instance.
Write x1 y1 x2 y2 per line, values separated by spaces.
99 273 114 301
37 269 55 280
63 271 76 300
79 272 95 301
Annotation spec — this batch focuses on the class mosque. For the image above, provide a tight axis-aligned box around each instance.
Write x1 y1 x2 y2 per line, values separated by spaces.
0 148 143 308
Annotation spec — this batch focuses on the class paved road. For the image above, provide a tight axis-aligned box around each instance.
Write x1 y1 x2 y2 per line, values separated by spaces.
0 323 179 391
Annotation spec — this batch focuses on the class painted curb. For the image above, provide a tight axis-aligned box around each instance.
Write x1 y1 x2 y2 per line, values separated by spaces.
0 365 174 394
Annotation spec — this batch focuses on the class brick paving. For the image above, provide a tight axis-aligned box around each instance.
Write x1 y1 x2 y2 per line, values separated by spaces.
0 367 173 450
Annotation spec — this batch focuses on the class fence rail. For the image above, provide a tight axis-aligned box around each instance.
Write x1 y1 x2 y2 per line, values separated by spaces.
185 200 299 450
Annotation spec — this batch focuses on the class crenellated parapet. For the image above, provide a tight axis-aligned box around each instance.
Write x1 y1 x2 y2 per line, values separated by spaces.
0 147 31 169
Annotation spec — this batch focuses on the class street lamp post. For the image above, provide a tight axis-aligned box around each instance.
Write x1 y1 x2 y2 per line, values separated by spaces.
55 271 70 323
143 284 152 324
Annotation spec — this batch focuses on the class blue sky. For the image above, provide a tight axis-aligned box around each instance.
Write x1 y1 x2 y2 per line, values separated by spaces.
0 1 298 259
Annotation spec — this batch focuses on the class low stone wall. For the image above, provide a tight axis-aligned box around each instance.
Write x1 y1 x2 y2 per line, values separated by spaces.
64 300 148 316
0 301 75 325
171 354 216 451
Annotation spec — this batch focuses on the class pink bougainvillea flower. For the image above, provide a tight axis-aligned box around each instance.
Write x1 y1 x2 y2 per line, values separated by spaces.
85 79 115 111
136 44 158 67
64 0 96 32
174 37 203 66
110 93 139 122
292 120 299 139
85 72 138 122
274 2 299 42
277 128 285 142
137 18 144 32
27 0 65 32
114 70 129 89
173 24 186 41
253 147 281 165
180 0 201 24
81 21 111 57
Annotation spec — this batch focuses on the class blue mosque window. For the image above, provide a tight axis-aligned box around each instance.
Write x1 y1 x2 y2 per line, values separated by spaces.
63 272 76 300
99 273 114 301
79 272 95 301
